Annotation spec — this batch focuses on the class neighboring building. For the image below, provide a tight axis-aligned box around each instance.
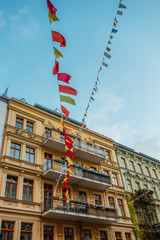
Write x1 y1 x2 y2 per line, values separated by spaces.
0 98 135 240
116 143 160 238
0 95 9 155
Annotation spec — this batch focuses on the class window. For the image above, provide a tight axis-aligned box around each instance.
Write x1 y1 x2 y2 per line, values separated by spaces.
44 184 53 211
1 221 14 240
152 210 158 224
106 151 111 160
83 229 91 240
90 166 97 171
23 179 33 202
137 164 143 174
130 161 135 171
144 184 148 189
145 166 150 176
152 169 157 179
44 153 52 171
99 231 108 240
94 194 102 205
127 179 132 192
26 121 33 133
152 187 158 199
10 142 21 159
5 176 17 199
15 117 23 129
20 223 32 240
64 228 73 240
45 127 51 139
121 158 126 168
135 182 140 190
25 147 35 163
112 173 118 186
102 170 109 175
118 199 125 217
79 191 87 202
108 197 115 208
115 232 122 240
44 226 54 240
125 233 131 240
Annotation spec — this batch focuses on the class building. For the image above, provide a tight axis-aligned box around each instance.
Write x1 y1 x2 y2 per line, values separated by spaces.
116 143 160 239
0 98 135 240
0 95 9 155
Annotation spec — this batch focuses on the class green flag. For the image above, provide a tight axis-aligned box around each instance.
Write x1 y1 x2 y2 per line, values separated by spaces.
54 47 63 59
90 96 95 101
48 11 59 24
60 95 76 105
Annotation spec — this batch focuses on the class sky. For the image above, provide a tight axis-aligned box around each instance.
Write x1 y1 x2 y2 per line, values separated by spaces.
1 0 160 159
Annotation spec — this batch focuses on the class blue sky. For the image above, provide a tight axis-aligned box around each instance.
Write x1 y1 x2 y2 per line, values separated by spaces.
1 0 160 159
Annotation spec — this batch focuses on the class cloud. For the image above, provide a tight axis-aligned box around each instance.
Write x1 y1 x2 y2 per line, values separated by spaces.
86 92 137 142
133 133 160 160
9 7 39 42
0 10 6 30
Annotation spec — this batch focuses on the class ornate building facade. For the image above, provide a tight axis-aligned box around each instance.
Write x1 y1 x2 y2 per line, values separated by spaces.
116 143 160 238
0 95 8 155
0 98 135 240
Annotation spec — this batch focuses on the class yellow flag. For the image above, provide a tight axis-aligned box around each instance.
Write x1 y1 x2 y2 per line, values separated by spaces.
48 11 59 24
67 168 74 175
65 145 69 151
54 47 63 59
66 156 73 166
61 115 64 124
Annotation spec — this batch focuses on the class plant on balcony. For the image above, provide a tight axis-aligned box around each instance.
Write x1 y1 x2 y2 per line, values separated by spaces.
126 195 143 239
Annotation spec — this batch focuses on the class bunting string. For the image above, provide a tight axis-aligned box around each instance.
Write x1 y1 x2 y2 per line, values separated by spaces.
81 0 127 124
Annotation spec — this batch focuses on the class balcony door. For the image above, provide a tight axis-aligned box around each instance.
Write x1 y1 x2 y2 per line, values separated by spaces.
44 153 52 172
44 184 53 211
82 229 91 240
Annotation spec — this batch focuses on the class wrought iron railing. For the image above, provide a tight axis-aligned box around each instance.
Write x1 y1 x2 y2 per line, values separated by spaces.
42 198 118 220
43 159 111 185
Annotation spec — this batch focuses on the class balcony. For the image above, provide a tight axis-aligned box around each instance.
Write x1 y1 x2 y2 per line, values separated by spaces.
42 159 111 190
43 130 106 163
42 198 118 225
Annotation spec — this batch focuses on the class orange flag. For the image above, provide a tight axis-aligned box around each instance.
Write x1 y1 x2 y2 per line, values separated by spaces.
61 105 70 118
52 31 66 47
53 61 59 75
59 85 77 96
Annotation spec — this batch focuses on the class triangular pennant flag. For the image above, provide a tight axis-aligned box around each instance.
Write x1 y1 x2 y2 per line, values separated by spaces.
111 28 118 33
91 91 94 95
53 61 59 75
106 47 111 52
66 150 75 158
54 47 63 59
113 22 117 27
57 73 71 84
52 31 66 47
59 85 77 96
117 10 123 15
65 145 68 151
67 168 74 175
104 52 111 59
118 3 126 9
60 95 76 105
114 17 118 23
66 156 73 166
102 62 108 67
61 105 70 118
90 96 95 101
47 0 57 15
61 115 64 124
110 35 114 39
64 135 74 144
108 40 112 45
48 11 59 24
65 141 73 150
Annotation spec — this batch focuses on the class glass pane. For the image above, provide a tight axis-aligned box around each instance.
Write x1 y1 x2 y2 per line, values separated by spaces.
28 180 33 186
1 231 6 240
25 153 29 162
20 232 25 240
28 188 33 202
11 184 17 199
5 183 10 198
10 148 14 158
23 186 27 201
7 232 13 240
21 224 25 230
30 155 34 163
11 143 15 148
26 233 32 240
16 144 21 149
8 222 14 229
12 177 17 183
31 148 34 153
15 150 20 159
27 224 32 231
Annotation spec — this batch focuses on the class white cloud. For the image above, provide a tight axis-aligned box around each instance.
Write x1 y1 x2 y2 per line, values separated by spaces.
9 7 39 42
86 92 137 142
0 10 6 30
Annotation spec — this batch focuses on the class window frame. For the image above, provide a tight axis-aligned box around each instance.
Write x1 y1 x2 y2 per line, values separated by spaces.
45 127 51 139
1 221 14 240
108 197 115 208
94 194 102 205
23 179 34 202
106 151 111 160
44 225 54 240
10 142 21 159
20 223 32 240
26 121 33 133
99 231 108 240
137 164 143 174
145 166 150 177
64 227 74 240
112 173 119 186
125 233 131 240
121 157 126 168
25 146 35 164
118 199 125 217
115 232 122 240
130 161 135 171
5 175 18 199
15 117 23 129
126 179 132 192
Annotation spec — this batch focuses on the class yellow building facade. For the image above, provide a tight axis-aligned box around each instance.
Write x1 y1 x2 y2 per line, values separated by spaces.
0 98 135 240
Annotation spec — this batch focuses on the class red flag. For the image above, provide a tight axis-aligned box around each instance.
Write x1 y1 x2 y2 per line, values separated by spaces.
57 73 71 84
66 150 75 158
65 141 73 150
64 135 74 144
59 85 77 96
52 31 66 47
53 61 59 75
113 22 117 27
47 0 57 15
61 105 70 118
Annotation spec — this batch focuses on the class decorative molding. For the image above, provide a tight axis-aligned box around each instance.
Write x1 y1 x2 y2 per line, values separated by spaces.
44 120 55 129
16 129 35 139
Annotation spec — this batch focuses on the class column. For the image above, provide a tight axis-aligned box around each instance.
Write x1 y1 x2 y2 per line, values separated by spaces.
23 119 27 130
6 138 11 156
0 167 8 196
17 171 24 200
21 143 26 160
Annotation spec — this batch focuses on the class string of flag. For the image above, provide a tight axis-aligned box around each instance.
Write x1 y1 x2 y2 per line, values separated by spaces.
46 0 77 203
82 0 127 124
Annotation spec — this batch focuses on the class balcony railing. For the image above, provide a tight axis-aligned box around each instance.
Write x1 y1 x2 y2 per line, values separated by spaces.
43 130 106 163
42 198 118 224
42 159 111 190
